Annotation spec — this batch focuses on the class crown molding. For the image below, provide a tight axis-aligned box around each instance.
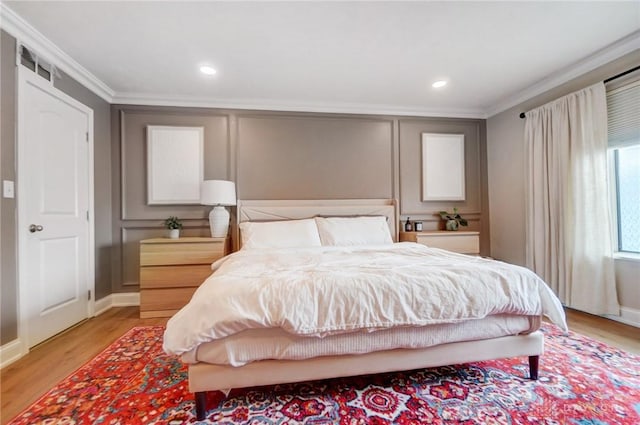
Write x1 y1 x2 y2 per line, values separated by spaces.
0 3 114 102
0 2 483 121
485 30 640 118
112 92 486 119
3 2 635 119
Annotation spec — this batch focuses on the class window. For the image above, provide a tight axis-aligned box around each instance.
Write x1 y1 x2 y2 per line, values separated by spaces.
607 76 640 255
613 145 640 253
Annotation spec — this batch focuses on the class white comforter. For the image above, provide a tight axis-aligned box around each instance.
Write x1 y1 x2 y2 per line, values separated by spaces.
163 243 567 356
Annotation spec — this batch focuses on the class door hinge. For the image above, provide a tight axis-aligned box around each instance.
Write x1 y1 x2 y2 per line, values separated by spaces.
85 132 89 142
87 290 91 301
86 210 89 221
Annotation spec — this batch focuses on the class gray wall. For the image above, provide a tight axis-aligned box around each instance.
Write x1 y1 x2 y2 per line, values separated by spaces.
0 30 112 345
1 26 490 343
399 118 489 253
110 106 228 292
237 115 394 199
486 50 640 312
111 105 489 293
1 30 18 344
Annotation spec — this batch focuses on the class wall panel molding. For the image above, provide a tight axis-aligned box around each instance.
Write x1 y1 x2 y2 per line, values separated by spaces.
236 113 395 200
118 107 231 220
398 118 484 217
111 105 489 290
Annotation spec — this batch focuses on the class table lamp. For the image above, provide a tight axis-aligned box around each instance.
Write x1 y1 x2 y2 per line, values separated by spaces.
200 180 236 237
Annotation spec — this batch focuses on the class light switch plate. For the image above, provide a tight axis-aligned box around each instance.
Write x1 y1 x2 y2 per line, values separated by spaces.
3 180 15 198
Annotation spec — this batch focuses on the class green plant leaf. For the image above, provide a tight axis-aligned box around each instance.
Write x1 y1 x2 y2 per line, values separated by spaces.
164 216 183 229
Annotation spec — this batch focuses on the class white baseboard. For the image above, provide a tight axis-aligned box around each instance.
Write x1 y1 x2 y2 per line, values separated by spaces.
0 338 25 369
94 292 140 316
2 293 140 369
605 306 640 328
94 295 112 316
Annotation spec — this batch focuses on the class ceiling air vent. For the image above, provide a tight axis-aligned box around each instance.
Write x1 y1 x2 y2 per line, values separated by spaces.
19 45 36 71
19 44 56 82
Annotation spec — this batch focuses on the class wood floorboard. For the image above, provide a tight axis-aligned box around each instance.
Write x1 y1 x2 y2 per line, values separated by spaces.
0 307 167 424
1 306 638 424
564 308 640 354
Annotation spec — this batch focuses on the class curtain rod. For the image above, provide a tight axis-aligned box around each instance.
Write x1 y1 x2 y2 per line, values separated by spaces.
519 64 640 119
603 64 640 83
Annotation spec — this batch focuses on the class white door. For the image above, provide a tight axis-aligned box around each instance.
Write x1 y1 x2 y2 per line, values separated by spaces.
18 68 94 348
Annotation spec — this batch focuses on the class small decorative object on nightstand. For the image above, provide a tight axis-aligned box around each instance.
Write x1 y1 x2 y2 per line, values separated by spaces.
438 208 468 231
164 216 182 239
404 217 413 232
139 237 230 318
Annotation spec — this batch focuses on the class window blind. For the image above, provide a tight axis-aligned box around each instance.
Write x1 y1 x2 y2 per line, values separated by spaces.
607 78 640 148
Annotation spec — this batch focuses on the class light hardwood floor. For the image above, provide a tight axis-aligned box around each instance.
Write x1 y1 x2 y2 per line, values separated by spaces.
1 307 638 423
564 308 640 353
0 307 167 424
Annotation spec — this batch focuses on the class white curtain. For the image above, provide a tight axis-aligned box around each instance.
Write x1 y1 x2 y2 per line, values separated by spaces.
525 82 619 315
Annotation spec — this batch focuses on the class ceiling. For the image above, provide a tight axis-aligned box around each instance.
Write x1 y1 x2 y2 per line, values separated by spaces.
3 1 640 118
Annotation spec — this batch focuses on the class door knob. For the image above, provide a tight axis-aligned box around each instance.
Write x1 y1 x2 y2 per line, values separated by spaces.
29 224 44 233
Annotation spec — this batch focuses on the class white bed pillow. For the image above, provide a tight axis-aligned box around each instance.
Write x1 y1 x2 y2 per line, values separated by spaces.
315 216 393 246
240 219 322 249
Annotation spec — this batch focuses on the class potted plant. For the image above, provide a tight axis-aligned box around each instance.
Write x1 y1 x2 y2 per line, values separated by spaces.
164 216 183 239
438 208 468 231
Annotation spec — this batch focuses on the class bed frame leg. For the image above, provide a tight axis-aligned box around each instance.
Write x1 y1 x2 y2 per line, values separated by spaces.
528 355 539 380
195 391 207 421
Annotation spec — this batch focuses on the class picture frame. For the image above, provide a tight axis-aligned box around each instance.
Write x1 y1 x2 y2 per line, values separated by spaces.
421 133 465 201
147 125 204 205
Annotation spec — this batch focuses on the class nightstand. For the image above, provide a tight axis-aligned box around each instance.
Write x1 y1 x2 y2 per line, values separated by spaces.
400 231 480 255
139 237 230 318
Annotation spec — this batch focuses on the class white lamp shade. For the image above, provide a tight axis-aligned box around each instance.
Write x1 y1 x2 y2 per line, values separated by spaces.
200 180 236 206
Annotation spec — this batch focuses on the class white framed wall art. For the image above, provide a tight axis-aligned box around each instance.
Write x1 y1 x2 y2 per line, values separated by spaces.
421 133 466 201
147 125 204 205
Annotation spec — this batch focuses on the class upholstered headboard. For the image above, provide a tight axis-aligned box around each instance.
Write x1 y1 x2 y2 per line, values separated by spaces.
236 199 398 248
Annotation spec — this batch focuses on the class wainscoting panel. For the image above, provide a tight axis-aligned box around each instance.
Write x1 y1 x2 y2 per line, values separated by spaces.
399 118 484 217
119 108 230 220
110 105 488 291
236 114 395 200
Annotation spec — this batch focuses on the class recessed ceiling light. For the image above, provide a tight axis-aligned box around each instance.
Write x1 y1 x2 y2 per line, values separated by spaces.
432 80 447 88
200 66 217 75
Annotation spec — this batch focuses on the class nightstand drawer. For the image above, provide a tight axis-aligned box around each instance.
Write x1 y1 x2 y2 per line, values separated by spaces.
417 234 479 254
140 287 198 313
138 237 230 318
400 231 480 255
140 264 213 289
140 242 224 266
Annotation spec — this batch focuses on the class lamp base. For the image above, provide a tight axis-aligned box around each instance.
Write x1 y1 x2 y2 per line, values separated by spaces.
209 206 230 238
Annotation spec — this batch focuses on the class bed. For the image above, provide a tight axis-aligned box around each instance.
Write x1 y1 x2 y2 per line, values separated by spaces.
163 199 567 421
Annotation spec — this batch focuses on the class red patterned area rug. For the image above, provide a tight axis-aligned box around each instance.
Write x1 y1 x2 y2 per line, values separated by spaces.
7 324 640 424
